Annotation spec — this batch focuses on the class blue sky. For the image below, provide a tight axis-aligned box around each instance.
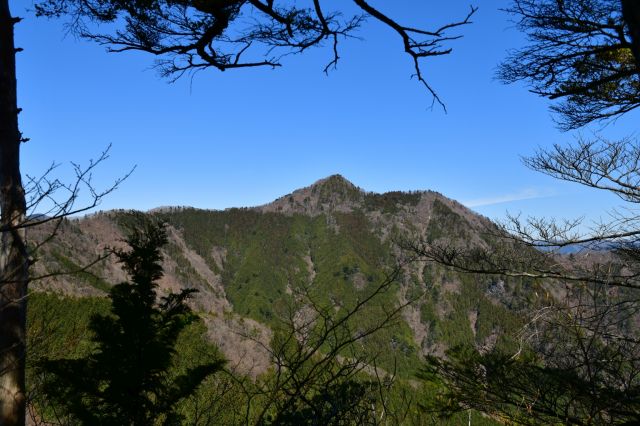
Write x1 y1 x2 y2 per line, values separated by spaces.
15 1 639 226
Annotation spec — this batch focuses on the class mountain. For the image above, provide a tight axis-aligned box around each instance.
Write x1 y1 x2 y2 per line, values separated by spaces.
27 175 529 377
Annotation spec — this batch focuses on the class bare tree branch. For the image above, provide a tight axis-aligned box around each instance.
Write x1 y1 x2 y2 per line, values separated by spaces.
498 0 640 130
35 0 477 108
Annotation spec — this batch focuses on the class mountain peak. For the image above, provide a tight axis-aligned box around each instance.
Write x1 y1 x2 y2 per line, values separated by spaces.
258 174 364 215
309 174 363 201
310 174 359 190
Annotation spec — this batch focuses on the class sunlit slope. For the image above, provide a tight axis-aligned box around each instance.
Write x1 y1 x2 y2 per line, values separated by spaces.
29 175 532 375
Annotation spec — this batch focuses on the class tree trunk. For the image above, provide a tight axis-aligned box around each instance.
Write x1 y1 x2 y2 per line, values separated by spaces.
0 0 28 425
622 0 640 71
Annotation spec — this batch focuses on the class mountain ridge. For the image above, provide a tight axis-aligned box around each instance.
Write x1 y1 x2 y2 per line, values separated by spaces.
101 175 486 231
28 175 525 377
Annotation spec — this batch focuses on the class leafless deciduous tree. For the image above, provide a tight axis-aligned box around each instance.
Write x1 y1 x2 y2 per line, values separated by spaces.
233 265 415 425
0 135 129 426
422 280 640 424
499 0 640 130
411 136 640 290
410 136 640 424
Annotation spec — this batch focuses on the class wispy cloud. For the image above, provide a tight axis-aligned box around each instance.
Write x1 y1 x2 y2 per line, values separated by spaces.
463 188 553 208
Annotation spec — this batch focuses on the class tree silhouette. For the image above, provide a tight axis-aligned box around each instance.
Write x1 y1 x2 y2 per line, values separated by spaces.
39 217 224 425
34 0 476 108
499 0 640 130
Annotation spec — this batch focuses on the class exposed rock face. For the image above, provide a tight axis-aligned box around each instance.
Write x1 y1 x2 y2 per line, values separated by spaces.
28 175 526 373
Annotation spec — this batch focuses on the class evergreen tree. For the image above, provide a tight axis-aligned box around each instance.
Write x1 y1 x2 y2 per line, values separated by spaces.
39 217 224 425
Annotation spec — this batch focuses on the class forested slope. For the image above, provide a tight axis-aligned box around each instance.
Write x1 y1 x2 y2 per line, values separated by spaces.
26 175 538 424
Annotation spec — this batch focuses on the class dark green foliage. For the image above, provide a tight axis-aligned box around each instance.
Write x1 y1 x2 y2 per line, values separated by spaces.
416 264 523 353
27 293 229 425
149 202 531 381
421 345 640 425
49 249 111 292
364 191 422 214
313 175 363 206
241 265 415 424
269 380 377 425
27 292 108 360
38 218 224 425
153 207 422 376
425 200 467 242
27 293 110 423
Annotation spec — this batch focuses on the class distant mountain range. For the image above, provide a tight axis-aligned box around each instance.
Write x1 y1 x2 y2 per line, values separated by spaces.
28 175 532 376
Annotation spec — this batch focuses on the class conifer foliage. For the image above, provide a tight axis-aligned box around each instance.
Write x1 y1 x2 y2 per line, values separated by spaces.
39 217 224 425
